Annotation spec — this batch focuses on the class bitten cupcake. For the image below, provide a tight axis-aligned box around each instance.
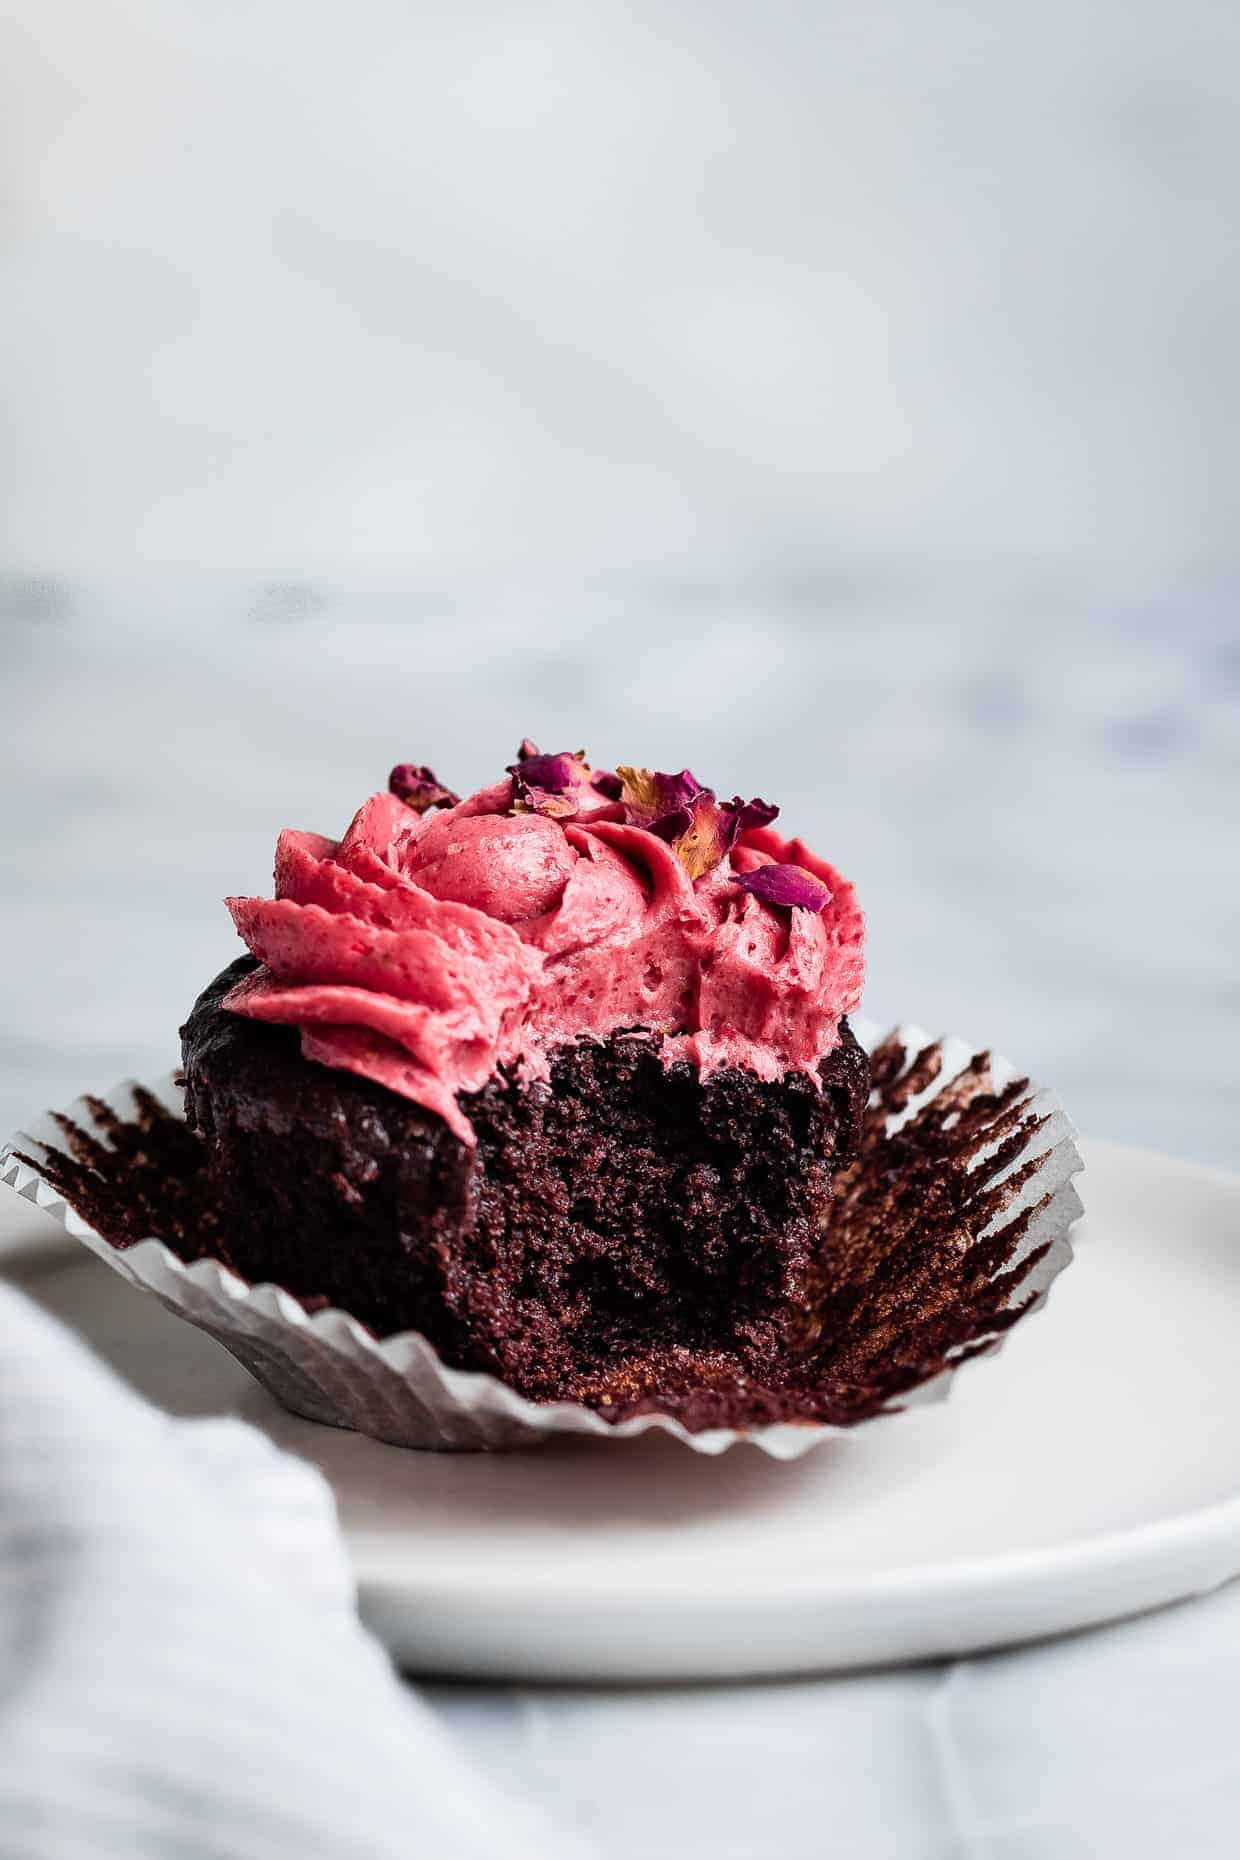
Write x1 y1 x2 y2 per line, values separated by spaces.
180 743 869 1404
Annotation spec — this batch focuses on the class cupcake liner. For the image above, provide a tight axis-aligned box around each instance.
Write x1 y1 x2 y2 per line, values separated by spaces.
1 1021 1083 1459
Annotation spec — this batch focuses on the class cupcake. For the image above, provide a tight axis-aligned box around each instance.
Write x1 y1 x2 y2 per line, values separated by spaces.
180 743 870 1405
7 738 1081 1453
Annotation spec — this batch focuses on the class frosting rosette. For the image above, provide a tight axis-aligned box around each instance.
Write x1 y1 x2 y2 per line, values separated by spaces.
224 750 866 1142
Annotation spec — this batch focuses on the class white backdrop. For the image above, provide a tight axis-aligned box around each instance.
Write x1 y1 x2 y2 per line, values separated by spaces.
4 0 1239 593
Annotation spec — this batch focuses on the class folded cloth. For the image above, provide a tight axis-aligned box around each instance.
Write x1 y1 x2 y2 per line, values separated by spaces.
0 1284 581 1860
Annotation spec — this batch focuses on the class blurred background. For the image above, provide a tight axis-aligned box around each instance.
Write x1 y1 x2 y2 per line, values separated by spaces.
2 0 1237 1163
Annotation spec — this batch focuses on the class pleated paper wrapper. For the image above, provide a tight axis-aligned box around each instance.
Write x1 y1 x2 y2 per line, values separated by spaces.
1 1020 1082 1460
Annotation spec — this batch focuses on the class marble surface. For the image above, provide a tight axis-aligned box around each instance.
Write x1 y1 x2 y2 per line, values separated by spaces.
426 1601 1240 1860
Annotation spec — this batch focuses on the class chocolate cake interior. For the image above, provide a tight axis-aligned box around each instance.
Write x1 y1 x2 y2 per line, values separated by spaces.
176 958 869 1400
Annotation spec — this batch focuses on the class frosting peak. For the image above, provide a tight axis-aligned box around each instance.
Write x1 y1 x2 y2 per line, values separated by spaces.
224 753 866 1142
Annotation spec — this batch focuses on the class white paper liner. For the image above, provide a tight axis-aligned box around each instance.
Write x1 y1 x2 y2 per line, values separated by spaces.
1 1020 1083 1459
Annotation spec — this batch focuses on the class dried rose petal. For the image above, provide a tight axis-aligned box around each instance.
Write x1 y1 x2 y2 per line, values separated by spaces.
616 766 783 879
515 751 581 793
388 764 460 812
615 765 707 835
508 742 598 819
510 754 785 878
733 863 832 912
725 795 780 835
711 793 781 861
666 791 736 879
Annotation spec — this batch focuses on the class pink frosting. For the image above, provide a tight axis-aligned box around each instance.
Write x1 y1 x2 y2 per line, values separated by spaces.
224 778 865 1144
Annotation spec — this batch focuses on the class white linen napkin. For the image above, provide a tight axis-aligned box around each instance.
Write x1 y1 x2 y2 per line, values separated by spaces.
0 1283 582 1860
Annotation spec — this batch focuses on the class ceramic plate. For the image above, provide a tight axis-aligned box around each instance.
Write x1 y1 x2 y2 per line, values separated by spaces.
3 1138 1239 1681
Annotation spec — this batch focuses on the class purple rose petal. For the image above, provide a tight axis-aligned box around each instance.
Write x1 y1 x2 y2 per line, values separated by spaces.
616 766 708 833
615 767 786 879
388 763 460 812
713 793 781 859
726 795 780 835
617 766 727 876
508 742 600 819
513 751 579 794
733 863 832 912
618 768 712 858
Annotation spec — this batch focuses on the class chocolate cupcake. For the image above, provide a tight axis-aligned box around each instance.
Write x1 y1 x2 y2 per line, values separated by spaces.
181 745 870 1403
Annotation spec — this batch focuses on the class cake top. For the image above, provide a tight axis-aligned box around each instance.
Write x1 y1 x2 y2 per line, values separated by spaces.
223 743 865 1142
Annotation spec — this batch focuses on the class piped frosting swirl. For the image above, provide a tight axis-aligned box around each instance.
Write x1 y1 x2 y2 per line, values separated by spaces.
224 750 865 1142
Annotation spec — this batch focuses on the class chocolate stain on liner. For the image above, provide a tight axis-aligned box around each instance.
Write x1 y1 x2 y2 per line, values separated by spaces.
13 1033 1068 1438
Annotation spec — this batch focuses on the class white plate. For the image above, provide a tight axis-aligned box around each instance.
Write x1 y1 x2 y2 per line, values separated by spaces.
4 1137 1239 1682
